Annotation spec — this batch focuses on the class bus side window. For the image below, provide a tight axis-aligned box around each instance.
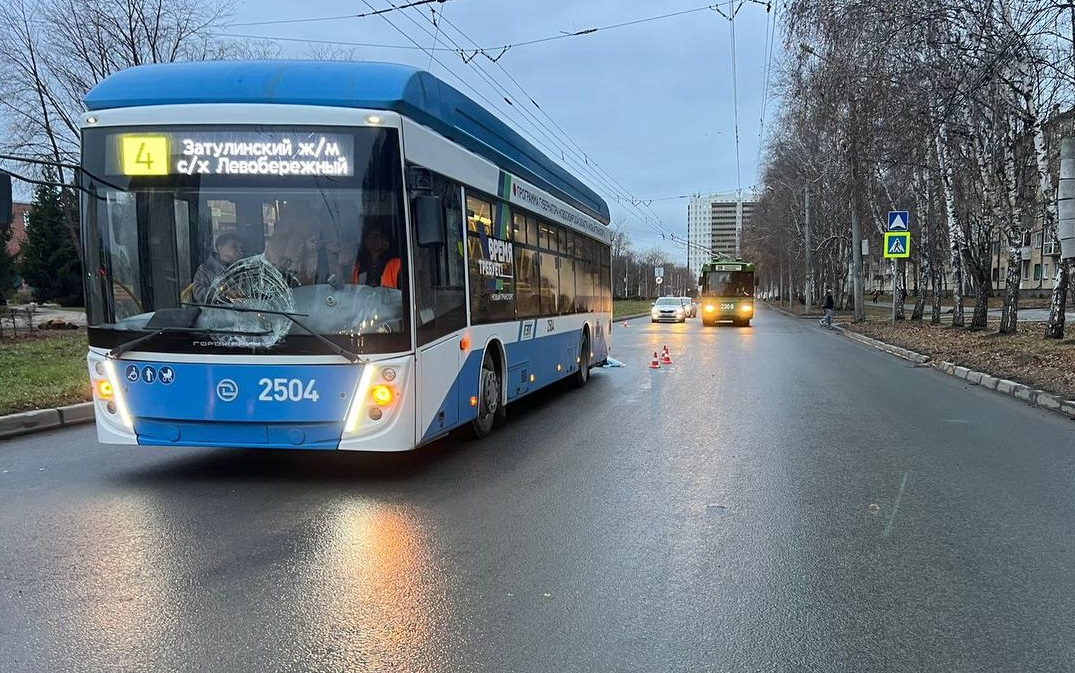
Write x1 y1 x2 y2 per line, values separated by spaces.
412 170 466 346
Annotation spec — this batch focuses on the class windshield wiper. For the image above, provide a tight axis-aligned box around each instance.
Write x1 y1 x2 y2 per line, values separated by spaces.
107 325 273 359
182 302 365 364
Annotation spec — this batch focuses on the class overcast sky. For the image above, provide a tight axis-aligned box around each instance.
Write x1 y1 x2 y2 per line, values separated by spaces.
222 0 783 261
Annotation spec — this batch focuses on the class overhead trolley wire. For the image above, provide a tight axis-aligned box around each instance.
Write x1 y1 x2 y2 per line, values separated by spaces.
360 0 651 233
389 1 676 240
756 0 778 184
425 8 677 239
225 0 452 27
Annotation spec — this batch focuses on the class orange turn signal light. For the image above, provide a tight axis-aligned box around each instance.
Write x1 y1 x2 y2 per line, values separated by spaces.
370 384 394 406
95 379 114 400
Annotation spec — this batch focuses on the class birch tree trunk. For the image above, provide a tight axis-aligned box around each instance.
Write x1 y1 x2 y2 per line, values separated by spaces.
1046 137 1075 338
936 124 965 327
911 165 929 321
1000 234 1022 333
999 131 1023 334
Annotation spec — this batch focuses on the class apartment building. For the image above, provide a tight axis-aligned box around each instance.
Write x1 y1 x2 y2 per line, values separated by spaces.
686 193 757 280
5 202 31 258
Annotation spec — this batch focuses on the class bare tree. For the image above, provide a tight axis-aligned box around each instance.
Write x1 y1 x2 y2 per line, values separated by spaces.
0 0 249 263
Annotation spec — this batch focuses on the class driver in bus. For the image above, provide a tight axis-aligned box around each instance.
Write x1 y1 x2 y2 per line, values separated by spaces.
192 232 243 302
351 219 401 289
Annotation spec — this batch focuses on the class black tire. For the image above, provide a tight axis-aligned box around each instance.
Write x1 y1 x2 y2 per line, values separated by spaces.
572 330 590 388
470 355 501 439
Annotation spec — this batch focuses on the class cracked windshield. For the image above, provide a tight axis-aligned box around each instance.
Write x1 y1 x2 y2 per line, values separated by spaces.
2 1 1075 672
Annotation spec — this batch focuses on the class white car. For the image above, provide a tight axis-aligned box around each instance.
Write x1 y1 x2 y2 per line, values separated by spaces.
651 296 686 323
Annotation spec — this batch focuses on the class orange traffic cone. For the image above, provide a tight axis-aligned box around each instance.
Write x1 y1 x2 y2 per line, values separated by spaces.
649 351 661 369
661 346 673 365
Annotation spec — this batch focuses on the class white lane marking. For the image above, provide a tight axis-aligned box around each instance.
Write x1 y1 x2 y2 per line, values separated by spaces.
883 471 911 538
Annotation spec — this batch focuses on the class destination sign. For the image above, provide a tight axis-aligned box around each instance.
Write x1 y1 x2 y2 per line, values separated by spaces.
107 130 354 177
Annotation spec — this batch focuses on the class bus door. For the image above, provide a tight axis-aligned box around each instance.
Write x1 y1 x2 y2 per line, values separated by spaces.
410 170 468 442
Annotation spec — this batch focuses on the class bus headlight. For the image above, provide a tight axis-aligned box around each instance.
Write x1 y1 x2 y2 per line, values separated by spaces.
740 303 753 314
704 304 716 313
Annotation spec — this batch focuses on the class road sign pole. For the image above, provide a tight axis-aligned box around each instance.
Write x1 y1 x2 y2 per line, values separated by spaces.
892 259 898 324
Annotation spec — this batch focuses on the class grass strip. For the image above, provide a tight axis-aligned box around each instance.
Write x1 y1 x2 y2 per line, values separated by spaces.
0 332 90 415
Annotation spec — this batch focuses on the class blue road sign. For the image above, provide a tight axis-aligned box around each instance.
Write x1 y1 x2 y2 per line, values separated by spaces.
888 211 909 231
884 232 911 258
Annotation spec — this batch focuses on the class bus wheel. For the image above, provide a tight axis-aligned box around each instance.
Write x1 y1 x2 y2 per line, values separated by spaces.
470 355 500 439
572 329 590 388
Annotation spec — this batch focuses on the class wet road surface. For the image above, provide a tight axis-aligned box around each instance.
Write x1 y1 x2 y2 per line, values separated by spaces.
3 305 1075 672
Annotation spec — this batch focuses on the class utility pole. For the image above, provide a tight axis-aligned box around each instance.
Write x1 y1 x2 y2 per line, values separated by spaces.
804 183 812 313
849 98 865 323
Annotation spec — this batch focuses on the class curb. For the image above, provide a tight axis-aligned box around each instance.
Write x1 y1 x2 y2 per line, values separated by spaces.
0 402 95 440
842 329 931 364
839 328 1075 420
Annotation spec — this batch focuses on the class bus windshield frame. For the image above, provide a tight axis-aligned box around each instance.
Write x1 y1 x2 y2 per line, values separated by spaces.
80 124 410 356
701 269 755 297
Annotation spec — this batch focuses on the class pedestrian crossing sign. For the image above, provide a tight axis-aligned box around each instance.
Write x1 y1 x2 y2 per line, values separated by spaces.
884 232 911 258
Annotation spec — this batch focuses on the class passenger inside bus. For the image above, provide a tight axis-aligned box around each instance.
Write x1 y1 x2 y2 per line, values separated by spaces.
264 207 320 286
352 218 401 289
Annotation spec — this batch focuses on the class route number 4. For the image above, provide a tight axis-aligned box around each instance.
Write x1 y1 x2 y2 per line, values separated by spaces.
120 135 170 176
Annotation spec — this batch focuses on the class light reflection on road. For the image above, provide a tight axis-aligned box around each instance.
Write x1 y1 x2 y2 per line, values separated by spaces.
301 500 449 670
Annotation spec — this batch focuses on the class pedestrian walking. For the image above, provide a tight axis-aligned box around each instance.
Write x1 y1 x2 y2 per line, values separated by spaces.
820 289 835 329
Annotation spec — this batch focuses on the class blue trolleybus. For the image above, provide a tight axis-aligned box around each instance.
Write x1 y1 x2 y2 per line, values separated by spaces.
80 60 612 451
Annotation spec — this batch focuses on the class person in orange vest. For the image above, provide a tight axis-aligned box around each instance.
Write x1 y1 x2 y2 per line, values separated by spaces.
351 220 401 289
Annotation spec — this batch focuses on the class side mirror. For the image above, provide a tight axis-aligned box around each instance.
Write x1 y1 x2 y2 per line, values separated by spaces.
0 172 11 228
413 194 445 248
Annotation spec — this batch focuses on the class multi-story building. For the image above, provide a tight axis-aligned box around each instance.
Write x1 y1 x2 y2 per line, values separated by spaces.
985 108 1075 297
6 202 31 258
686 192 757 280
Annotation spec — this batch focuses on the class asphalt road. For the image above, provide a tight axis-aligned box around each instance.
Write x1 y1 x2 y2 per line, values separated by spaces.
3 305 1075 673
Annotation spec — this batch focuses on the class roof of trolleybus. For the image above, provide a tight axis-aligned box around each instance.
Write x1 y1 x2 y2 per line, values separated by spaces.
83 60 610 225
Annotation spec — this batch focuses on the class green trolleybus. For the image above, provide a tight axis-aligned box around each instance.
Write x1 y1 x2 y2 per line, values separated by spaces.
698 260 755 326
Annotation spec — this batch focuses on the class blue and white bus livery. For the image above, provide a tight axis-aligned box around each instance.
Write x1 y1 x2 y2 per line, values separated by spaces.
80 60 613 451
